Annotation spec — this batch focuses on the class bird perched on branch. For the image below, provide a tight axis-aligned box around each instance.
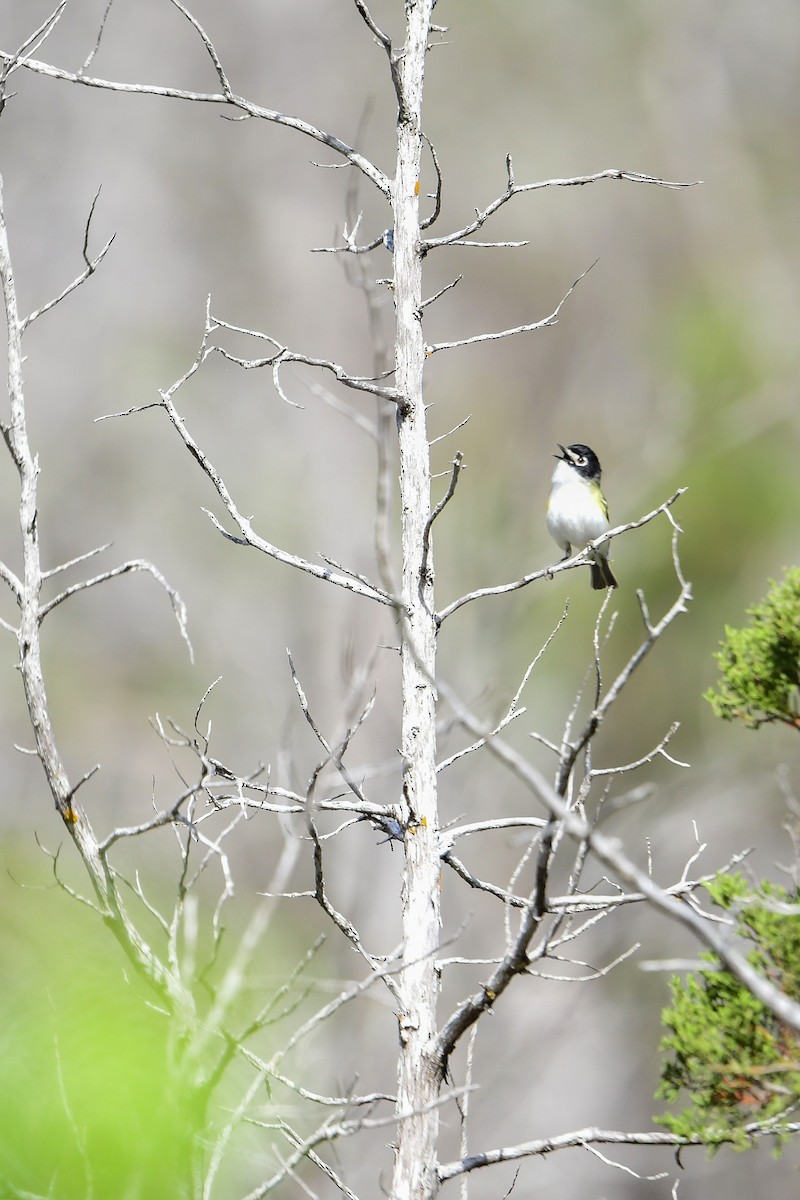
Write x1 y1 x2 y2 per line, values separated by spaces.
546 442 618 590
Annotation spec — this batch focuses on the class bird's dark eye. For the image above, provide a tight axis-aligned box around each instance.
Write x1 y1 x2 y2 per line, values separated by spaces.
576 454 587 466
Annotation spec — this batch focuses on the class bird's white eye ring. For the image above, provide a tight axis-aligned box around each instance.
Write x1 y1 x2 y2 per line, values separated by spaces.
575 454 587 466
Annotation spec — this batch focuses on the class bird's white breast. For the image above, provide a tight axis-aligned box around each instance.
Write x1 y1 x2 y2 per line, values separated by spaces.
547 460 609 550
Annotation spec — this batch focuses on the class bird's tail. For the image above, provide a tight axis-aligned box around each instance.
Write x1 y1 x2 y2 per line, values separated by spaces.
591 556 618 590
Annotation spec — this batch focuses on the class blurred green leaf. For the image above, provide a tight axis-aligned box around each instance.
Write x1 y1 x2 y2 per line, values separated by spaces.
0 870 194 1198
705 568 800 729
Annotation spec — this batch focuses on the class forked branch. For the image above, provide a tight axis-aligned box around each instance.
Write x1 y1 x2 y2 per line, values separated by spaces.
97 306 400 610
422 159 700 252
20 188 115 332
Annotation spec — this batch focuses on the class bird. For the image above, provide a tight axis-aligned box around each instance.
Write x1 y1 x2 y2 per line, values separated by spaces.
546 443 618 590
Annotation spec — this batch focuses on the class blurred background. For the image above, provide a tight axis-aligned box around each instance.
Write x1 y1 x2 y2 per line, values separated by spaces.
1 0 799 1196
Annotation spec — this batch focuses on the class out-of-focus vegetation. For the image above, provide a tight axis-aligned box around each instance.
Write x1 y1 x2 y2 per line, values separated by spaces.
706 568 800 729
0 864 193 1196
659 573 800 1153
657 872 800 1151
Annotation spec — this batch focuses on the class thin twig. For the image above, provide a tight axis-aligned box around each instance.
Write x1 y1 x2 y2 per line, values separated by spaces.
20 190 115 332
426 260 597 356
420 452 463 601
39 558 193 661
352 0 391 50
438 604 569 772
166 0 233 95
79 0 116 74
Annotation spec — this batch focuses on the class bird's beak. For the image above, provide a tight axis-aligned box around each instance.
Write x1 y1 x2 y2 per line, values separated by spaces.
554 443 567 460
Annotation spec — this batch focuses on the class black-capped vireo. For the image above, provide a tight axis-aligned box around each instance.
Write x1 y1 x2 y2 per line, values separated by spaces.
546 442 618 590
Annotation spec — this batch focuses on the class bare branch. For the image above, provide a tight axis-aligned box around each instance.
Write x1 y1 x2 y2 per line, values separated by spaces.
286 1130 363 1200
20 190 115 332
215 339 400 404
272 947 405 1070
530 939 641 984
98 301 399 609
317 553 385 596
436 678 800 1034
300 373 379 440
310 809 387 968
0 0 69 112
289 652 370 799
351 0 407 125
440 850 528 910
419 273 462 311
39 557 193 661
352 0 392 51
0 173 194 1016
0 556 22 600
430 238 528 250
203 1063 270 1200
166 0 233 95
97 793 196 853
312 129 445 257
590 722 689 778
312 230 386 256
438 604 569 772
41 541 113 580
136 345 398 607
437 1120 798 1183
420 133 443 232
440 816 547 850
434 883 542 1066
457 1025 479 1200
0 51 391 197
422 161 700 252
545 856 752 913
429 415 470 447
437 489 687 625
556 522 694 782
426 260 596 356
79 0 116 75
420 452 463 599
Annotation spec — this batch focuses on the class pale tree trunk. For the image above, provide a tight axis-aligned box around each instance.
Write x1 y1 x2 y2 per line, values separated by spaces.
392 3 444 1198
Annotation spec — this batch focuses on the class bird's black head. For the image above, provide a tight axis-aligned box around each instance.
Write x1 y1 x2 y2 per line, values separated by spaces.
555 443 602 480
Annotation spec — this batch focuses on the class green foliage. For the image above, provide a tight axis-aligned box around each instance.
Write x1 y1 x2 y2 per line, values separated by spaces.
656 873 800 1150
704 568 800 729
0 870 196 1199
